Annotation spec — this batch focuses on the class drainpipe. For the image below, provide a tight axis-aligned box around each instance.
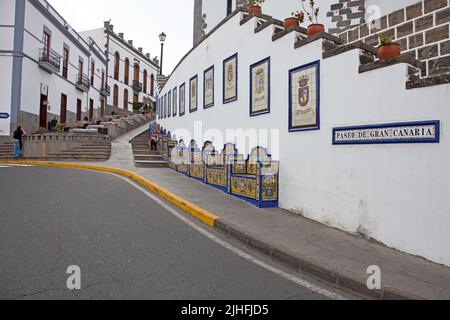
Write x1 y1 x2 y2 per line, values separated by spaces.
105 20 111 110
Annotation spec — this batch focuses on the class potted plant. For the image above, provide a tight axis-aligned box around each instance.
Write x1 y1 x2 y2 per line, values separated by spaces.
248 0 264 15
301 0 324 36
284 10 304 29
377 33 401 60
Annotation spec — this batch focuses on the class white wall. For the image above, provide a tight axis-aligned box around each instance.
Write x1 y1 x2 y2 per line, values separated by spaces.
158 12 450 266
0 0 16 135
0 58 13 136
0 0 16 25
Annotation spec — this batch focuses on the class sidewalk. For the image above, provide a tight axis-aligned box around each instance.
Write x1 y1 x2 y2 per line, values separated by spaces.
89 124 450 299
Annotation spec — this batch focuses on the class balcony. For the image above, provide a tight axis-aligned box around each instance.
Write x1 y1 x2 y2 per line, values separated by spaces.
75 73 90 92
38 48 61 74
100 84 111 97
132 80 143 93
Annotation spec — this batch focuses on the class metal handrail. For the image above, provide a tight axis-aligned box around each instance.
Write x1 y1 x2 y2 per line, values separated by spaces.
77 73 90 88
39 48 61 70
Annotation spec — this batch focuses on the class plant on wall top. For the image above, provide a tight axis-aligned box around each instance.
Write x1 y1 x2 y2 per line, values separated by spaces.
291 10 305 24
248 0 266 6
377 32 401 60
301 0 320 24
378 33 393 46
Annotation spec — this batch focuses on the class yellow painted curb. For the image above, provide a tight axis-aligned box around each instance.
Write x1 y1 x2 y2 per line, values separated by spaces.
0 160 219 227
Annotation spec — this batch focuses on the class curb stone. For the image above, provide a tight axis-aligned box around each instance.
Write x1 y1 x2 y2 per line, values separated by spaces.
0 160 429 300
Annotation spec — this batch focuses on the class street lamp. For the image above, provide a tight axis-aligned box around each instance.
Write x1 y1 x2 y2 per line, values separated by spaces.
159 32 167 75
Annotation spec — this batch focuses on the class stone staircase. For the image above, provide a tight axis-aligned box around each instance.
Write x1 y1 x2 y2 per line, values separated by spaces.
44 142 112 161
130 131 168 168
0 143 13 160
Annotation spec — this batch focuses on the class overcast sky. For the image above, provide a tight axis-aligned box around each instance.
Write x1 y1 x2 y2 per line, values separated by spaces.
48 0 194 74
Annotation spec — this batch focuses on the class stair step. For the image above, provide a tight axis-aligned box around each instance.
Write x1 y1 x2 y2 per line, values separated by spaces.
81 144 112 147
73 148 111 151
134 155 164 160
59 153 111 157
46 155 110 160
134 160 168 168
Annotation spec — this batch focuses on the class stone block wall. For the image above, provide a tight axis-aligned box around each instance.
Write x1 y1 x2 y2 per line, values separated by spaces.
23 133 110 159
338 0 450 77
327 0 366 34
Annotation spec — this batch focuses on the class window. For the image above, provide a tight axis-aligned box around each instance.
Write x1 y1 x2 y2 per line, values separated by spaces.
91 61 95 86
43 31 51 51
124 58 130 85
150 74 155 96
227 0 232 15
78 60 83 83
143 70 148 94
134 63 139 82
113 84 119 107
62 48 69 79
42 31 51 61
101 70 105 90
124 89 129 110
114 52 120 80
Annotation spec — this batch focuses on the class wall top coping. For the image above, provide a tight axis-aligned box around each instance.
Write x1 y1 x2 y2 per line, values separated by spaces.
359 53 423 74
294 32 344 49
323 40 378 59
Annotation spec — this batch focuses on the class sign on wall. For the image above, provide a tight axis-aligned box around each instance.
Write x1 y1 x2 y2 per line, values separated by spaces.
179 83 186 116
250 57 271 117
223 53 238 104
203 66 214 109
40 83 48 96
0 112 10 136
333 121 440 145
190 75 198 113
289 61 320 132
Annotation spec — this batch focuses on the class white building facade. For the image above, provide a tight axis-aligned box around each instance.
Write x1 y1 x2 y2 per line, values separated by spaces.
81 23 160 115
0 0 107 142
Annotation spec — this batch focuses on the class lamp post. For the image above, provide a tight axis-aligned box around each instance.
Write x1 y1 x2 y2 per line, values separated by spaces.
159 32 166 75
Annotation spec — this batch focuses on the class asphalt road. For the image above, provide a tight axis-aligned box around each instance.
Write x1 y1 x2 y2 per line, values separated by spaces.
0 165 332 300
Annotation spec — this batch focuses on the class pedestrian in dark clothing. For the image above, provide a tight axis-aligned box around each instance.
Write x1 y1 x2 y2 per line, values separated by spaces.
150 133 158 151
13 126 26 158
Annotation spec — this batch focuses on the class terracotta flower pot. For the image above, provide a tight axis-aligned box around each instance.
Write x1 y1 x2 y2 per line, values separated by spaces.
284 17 299 29
307 23 325 36
248 5 262 15
377 43 401 60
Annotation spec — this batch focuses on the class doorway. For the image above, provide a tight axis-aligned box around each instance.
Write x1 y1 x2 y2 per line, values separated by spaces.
100 99 105 119
89 99 94 121
39 94 48 129
76 99 82 122
60 93 67 124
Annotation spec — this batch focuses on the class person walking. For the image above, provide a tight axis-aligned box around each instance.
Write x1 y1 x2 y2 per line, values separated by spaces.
13 126 26 159
150 133 158 151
